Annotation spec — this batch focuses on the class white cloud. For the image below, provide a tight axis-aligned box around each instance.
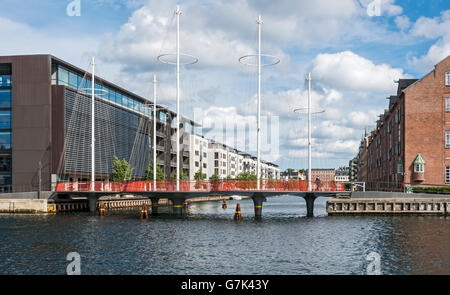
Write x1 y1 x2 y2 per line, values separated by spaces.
311 51 411 93
0 0 415 170
0 17 98 66
395 15 410 31
346 110 383 128
408 10 450 71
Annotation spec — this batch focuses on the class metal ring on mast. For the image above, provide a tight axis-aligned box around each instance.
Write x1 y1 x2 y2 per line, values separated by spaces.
157 5 198 191
294 108 325 115
157 53 199 65
238 54 280 67
238 15 279 190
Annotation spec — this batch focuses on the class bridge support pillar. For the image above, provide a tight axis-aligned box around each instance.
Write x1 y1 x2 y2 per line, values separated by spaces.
150 198 159 215
252 194 266 219
171 198 185 215
304 193 316 218
88 195 99 213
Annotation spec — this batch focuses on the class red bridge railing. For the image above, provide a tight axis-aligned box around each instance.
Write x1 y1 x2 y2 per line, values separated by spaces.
55 180 345 193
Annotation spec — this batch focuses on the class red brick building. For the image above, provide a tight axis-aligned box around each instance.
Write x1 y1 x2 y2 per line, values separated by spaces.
357 55 450 190
306 169 335 182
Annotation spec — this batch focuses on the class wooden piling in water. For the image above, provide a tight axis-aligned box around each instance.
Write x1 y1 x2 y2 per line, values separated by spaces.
234 203 242 220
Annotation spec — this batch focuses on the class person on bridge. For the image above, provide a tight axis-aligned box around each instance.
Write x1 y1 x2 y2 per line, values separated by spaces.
315 178 321 191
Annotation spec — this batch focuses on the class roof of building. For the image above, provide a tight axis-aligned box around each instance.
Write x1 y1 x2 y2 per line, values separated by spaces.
397 79 419 96
49 55 203 127
401 55 450 94
414 153 426 164
388 95 398 110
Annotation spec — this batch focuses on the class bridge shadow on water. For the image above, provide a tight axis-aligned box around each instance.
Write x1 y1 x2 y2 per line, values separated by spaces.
90 195 331 222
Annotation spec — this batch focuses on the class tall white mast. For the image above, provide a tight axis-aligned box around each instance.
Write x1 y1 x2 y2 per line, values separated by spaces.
239 16 279 190
256 15 262 190
175 5 181 191
153 74 157 190
157 5 197 191
307 72 312 191
91 56 95 191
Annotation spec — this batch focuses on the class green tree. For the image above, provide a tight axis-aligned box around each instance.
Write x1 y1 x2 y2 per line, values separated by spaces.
145 161 165 180
171 170 187 180
236 172 257 180
210 173 220 181
194 168 207 180
111 156 133 182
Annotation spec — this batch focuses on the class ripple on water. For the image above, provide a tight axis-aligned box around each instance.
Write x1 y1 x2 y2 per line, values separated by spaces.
0 196 448 274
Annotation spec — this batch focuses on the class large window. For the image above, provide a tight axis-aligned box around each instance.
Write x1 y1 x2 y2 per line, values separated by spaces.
0 132 11 150
0 156 11 173
414 163 424 173
0 89 11 108
57 65 150 118
58 67 69 86
0 64 11 192
446 131 450 148
69 71 79 89
0 111 11 129
159 111 167 124
0 64 11 87
0 75 11 87
108 89 116 102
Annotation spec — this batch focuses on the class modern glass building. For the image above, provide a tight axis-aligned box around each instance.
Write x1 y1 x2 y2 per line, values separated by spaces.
0 64 12 192
0 54 195 192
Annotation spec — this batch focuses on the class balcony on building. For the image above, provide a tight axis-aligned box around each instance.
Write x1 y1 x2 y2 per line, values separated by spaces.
412 153 425 182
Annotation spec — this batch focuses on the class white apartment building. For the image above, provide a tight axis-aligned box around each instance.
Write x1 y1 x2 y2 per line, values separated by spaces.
208 142 229 179
242 154 257 175
187 134 209 180
189 136 281 180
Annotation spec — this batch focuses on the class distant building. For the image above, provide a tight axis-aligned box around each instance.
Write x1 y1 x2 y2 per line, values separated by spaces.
281 169 305 180
306 169 335 182
349 157 359 182
335 166 350 182
207 141 280 180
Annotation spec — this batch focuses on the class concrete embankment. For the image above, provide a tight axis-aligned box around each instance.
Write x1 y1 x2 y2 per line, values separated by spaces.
327 191 450 215
0 192 240 214
0 192 53 213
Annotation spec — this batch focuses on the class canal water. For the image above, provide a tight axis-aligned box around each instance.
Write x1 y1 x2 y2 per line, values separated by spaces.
0 195 448 275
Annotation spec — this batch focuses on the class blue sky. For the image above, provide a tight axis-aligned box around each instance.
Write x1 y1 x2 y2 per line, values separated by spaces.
1 0 449 170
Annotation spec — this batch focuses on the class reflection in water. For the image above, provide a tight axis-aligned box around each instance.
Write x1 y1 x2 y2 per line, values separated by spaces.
0 195 448 274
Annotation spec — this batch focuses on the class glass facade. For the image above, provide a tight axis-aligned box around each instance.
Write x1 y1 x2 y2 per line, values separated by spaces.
0 63 11 192
56 65 153 119
0 89 11 108
0 111 11 129
64 88 150 178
